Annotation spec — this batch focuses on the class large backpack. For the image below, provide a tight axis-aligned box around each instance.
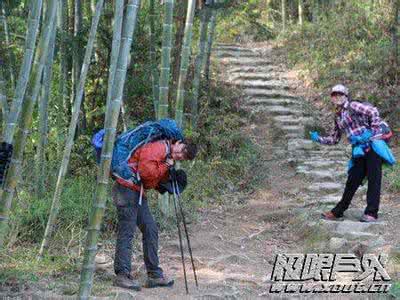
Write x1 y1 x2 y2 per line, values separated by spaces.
92 119 184 184
349 101 393 142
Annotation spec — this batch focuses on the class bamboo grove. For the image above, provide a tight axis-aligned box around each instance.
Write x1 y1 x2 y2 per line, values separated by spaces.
0 0 226 297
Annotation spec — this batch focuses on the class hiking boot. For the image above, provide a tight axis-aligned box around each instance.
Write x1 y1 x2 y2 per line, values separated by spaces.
145 275 174 288
360 214 378 223
321 211 343 221
113 273 141 291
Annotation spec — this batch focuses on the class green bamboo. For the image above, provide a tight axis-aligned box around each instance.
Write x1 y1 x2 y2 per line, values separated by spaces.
282 0 286 32
3 0 43 145
157 0 174 119
203 9 218 83
104 0 124 124
0 68 8 127
36 11 57 198
298 0 304 25
56 0 69 159
175 0 196 128
0 2 15 89
149 0 159 117
0 0 58 248
38 0 105 257
190 7 210 129
78 1 141 298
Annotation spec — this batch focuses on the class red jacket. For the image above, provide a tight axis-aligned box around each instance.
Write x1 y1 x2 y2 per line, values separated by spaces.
115 140 170 192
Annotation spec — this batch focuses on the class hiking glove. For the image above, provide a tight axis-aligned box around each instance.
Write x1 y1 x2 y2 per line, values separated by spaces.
310 131 320 143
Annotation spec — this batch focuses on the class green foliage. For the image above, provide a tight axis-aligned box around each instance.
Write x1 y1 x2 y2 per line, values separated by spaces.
280 1 400 127
386 163 400 193
216 0 275 42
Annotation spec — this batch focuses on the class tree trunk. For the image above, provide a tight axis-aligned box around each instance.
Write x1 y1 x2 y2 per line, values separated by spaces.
175 0 196 128
36 10 57 198
190 7 210 129
38 0 105 258
0 2 15 89
78 1 141 298
149 0 160 117
157 0 175 119
281 0 286 32
312 0 319 22
298 0 304 25
2 0 43 145
0 0 58 249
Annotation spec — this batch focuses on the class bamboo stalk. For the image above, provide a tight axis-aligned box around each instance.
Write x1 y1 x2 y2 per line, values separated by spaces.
3 0 43 145
38 0 105 258
0 0 58 248
203 9 217 83
157 0 174 119
104 0 124 125
190 7 210 129
78 1 141 298
175 0 196 128
57 0 70 159
36 10 57 198
0 68 8 124
0 2 15 89
149 0 160 117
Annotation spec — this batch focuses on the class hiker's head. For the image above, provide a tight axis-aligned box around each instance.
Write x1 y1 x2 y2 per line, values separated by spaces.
171 140 198 161
330 84 349 107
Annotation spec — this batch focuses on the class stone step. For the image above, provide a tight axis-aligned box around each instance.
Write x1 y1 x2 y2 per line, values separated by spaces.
285 132 304 139
307 182 344 194
244 88 296 99
245 105 303 117
281 125 305 134
296 169 339 181
273 115 311 124
229 73 289 82
227 65 283 74
231 78 290 87
215 51 261 59
214 45 254 52
222 59 274 67
246 98 300 107
230 82 290 91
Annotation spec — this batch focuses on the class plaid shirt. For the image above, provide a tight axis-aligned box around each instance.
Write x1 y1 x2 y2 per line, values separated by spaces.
319 100 387 145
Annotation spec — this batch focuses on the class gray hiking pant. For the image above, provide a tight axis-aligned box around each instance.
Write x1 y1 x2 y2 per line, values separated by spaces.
112 183 163 278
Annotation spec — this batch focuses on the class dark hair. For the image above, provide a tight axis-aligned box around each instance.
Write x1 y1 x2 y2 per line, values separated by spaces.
183 140 197 160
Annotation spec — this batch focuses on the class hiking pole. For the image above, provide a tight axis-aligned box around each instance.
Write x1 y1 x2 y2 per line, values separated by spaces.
172 174 199 288
171 181 189 294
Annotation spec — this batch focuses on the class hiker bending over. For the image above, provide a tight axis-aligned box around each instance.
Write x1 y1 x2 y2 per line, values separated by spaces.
310 84 395 223
112 139 197 290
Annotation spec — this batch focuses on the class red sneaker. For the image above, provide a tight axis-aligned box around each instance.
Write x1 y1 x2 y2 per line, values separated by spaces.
321 211 343 221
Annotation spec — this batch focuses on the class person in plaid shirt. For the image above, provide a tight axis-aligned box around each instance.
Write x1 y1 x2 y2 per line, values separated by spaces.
310 84 391 223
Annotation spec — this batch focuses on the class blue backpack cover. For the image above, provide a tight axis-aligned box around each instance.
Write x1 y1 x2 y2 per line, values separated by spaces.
92 119 184 183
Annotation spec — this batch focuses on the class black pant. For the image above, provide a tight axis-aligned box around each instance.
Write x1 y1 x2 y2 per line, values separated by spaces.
112 183 163 278
332 148 383 218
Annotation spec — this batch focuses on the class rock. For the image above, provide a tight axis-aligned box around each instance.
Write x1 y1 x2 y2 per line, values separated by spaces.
329 237 348 251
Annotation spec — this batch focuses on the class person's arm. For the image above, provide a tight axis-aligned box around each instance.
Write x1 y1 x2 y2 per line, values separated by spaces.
318 120 342 145
350 101 382 135
137 142 169 189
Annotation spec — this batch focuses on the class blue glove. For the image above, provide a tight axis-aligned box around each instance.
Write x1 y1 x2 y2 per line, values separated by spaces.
350 130 373 144
310 131 320 143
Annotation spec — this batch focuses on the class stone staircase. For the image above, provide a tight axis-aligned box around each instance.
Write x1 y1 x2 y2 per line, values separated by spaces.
213 43 388 254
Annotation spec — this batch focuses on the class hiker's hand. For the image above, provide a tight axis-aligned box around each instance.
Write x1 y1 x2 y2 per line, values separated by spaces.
310 131 320 143
165 158 174 167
